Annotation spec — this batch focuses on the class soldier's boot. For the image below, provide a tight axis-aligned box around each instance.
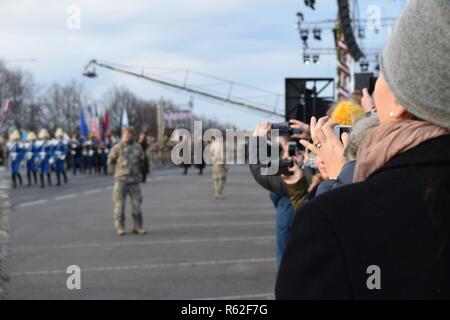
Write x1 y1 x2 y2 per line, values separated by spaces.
63 171 68 184
116 226 126 236
131 213 146 235
40 173 45 188
47 173 52 187
56 172 61 186
33 171 38 185
215 193 225 200
132 227 147 235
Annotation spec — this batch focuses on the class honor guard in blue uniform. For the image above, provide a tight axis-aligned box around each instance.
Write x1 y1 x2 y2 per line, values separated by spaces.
69 134 83 175
97 141 109 175
81 137 88 174
86 136 98 175
8 130 24 188
53 128 68 186
37 129 54 188
24 131 38 186
83 136 92 174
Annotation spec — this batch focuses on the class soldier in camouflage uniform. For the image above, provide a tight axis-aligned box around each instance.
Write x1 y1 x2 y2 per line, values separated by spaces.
210 138 229 200
107 127 146 236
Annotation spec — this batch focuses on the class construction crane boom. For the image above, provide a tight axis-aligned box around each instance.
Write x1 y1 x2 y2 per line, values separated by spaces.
83 59 284 118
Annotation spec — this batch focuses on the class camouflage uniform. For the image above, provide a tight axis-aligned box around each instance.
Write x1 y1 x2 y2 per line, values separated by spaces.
211 140 229 198
108 141 145 230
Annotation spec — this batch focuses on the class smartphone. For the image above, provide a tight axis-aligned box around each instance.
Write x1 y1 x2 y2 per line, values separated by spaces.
288 141 297 157
333 125 352 139
368 77 378 95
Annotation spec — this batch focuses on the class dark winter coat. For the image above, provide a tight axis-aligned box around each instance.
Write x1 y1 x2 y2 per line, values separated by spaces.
276 135 450 299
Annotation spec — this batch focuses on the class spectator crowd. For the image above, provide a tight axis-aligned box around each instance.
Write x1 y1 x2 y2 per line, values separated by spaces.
250 0 450 299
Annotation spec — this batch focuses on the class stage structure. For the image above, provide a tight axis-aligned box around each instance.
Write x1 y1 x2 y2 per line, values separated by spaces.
285 78 335 123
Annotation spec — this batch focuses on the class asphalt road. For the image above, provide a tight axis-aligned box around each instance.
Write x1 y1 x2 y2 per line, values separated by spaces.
5 165 277 300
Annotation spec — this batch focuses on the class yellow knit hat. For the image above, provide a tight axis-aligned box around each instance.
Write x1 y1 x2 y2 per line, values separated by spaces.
330 100 364 125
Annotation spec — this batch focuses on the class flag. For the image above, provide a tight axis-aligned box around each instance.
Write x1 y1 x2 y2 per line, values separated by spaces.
90 108 99 139
122 109 129 129
0 99 10 128
104 110 110 131
100 115 106 143
80 107 89 138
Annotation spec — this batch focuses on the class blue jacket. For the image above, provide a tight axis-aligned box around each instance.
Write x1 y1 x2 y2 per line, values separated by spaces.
37 140 54 173
9 142 24 173
53 139 68 172
25 142 39 171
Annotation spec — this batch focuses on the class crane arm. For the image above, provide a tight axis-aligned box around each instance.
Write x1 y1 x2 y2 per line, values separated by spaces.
83 59 284 118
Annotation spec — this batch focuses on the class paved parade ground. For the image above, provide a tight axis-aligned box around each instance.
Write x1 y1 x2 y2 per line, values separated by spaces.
5 166 277 300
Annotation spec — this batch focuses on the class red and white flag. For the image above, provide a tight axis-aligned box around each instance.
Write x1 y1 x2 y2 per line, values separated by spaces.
0 99 11 128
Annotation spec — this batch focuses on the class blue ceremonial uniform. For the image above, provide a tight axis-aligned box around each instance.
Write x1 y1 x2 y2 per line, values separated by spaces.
25 142 38 171
53 139 69 186
37 140 53 173
69 138 83 175
25 142 38 186
85 138 98 175
8 142 24 174
9 142 24 188
37 140 54 188
53 139 68 172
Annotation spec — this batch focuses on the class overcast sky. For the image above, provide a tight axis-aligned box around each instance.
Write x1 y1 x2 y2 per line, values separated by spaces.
0 0 406 129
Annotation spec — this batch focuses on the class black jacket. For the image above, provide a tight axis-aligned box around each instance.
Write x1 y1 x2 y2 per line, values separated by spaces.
249 163 289 197
276 135 450 299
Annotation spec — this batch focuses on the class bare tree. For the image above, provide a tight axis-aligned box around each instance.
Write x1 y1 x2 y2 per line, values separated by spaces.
0 63 36 132
0 61 235 138
40 80 88 134
102 86 158 136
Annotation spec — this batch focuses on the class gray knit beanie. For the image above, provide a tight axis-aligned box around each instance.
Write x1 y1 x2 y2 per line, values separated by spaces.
380 0 450 129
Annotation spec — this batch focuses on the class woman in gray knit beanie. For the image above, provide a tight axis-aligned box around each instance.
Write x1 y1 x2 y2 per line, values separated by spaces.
276 0 450 299
353 0 450 181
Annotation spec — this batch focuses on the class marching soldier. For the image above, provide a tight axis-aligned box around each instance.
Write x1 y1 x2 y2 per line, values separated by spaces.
85 136 97 175
8 130 24 188
69 133 83 175
97 141 109 175
210 137 229 199
53 128 68 186
37 129 53 188
81 136 89 174
25 132 38 186
108 127 146 236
